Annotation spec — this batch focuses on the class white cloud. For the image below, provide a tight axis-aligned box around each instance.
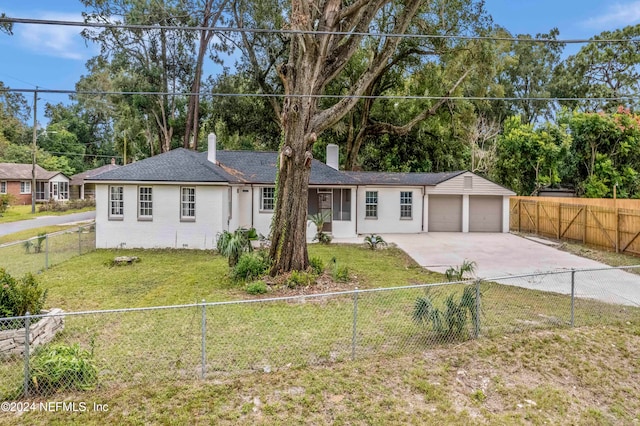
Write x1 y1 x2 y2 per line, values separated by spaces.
15 12 94 60
582 1 640 30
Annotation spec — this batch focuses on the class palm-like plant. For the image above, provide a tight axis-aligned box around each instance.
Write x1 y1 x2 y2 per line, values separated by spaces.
216 227 258 267
444 260 477 281
308 211 332 244
364 234 387 250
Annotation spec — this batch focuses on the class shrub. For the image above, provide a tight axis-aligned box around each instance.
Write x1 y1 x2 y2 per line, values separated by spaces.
445 260 477 282
216 227 258 267
28 343 98 395
309 212 332 244
232 252 269 282
246 280 269 295
412 286 478 341
309 256 325 275
0 193 13 215
364 234 387 250
286 270 314 288
0 269 48 318
330 257 350 282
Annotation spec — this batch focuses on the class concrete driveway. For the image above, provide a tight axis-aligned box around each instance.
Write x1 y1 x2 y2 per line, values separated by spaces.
384 233 640 307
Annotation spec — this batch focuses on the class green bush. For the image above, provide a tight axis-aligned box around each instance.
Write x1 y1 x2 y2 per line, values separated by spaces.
364 234 388 250
329 257 350 282
286 270 314 288
412 286 478 341
245 280 268 295
309 257 324 274
0 268 48 318
28 344 98 395
232 252 269 282
0 193 13 215
217 227 258 267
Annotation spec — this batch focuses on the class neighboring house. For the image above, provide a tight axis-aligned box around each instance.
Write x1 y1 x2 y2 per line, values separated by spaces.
88 137 515 249
0 163 70 205
70 159 120 200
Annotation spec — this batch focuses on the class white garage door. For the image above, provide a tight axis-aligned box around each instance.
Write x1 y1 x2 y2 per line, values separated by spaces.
469 196 502 232
429 195 462 232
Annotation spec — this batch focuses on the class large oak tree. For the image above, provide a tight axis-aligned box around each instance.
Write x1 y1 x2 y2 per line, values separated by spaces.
239 0 426 274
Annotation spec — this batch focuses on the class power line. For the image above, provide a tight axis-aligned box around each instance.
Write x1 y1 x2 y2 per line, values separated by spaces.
0 87 638 102
2 16 640 45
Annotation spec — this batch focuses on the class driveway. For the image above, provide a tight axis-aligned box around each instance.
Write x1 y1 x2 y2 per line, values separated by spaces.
384 233 640 307
0 211 96 237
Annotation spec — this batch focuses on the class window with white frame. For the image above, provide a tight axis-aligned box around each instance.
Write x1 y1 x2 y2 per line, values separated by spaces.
181 187 195 220
400 191 413 219
138 186 153 219
0 181 6 194
59 181 69 199
109 186 124 219
20 181 31 194
261 187 275 211
365 191 378 218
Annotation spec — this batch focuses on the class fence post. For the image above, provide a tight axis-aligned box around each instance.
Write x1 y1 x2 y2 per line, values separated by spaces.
474 279 481 338
23 311 31 398
201 299 206 379
351 287 359 361
78 226 82 255
570 269 575 327
45 234 49 269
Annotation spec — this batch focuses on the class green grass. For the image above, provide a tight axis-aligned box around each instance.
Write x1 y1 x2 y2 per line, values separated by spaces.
0 225 81 245
0 204 95 224
0 226 95 276
0 245 639 424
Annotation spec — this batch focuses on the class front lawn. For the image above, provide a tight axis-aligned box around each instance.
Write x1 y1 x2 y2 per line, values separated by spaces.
1 245 639 424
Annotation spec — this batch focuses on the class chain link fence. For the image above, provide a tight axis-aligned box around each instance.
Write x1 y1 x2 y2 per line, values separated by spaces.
1 265 640 400
0 223 95 276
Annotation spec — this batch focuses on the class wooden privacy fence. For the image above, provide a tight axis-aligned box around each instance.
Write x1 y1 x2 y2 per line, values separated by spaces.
510 197 640 256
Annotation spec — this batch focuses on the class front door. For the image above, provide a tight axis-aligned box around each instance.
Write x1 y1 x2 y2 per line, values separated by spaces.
318 192 332 233
51 182 59 200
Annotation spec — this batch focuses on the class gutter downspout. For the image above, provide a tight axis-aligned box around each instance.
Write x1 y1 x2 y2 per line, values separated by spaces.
355 186 358 235
422 186 426 232
251 185 254 230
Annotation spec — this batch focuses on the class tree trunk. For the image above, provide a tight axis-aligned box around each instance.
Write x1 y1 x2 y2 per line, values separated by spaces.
268 97 315 274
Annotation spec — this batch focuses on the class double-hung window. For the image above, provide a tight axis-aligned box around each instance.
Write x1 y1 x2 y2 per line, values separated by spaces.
20 181 31 194
365 191 378 219
138 187 153 220
109 186 124 219
0 181 6 194
181 187 196 221
261 187 275 211
400 191 413 219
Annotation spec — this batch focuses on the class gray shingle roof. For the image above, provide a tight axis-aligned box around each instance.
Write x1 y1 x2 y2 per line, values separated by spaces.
343 170 466 186
216 151 357 185
70 163 120 185
0 163 65 180
88 148 468 187
89 149 237 183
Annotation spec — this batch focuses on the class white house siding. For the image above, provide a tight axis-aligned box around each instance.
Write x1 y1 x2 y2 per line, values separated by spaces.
425 172 514 233
356 186 423 234
95 183 227 249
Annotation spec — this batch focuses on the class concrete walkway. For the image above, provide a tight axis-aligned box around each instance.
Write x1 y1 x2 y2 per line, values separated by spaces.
383 233 640 307
0 211 96 237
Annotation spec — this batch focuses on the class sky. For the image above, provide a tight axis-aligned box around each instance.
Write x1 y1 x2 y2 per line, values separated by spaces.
1 0 640 124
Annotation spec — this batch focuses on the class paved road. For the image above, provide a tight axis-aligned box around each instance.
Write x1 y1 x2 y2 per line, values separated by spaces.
0 211 96 237
384 233 640 307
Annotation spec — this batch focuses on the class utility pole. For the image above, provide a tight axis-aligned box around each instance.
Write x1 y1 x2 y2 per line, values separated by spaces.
31 88 38 214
